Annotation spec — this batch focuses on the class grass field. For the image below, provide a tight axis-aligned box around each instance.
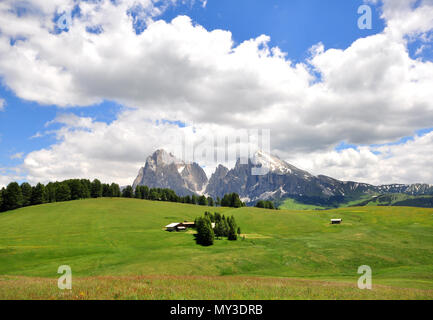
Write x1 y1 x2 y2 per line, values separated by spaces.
278 198 326 210
0 198 432 299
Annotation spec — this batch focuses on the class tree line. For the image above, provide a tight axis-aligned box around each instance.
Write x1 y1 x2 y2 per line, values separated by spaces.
255 200 277 209
0 179 247 213
195 211 241 246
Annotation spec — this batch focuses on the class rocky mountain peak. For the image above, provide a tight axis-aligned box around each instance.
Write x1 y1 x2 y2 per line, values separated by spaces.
133 149 433 205
148 149 182 167
133 149 208 196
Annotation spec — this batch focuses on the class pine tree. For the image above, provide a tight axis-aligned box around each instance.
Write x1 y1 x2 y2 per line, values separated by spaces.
30 183 46 205
134 187 142 199
55 183 71 202
45 182 57 203
198 195 208 206
68 179 84 200
2 182 23 211
110 183 120 197
90 179 102 198
20 182 33 207
196 217 214 246
207 197 214 207
122 185 134 198
102 183 111 197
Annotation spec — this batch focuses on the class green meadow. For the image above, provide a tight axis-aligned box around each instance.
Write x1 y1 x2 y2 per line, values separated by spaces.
0 198 432 299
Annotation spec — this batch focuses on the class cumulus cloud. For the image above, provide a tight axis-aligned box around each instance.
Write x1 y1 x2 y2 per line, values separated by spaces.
0 98 4 111
287 131 433 185
23 112 267 185
0 0 433 185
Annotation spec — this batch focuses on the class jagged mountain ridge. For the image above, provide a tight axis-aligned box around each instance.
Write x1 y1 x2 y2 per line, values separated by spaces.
133 149 433 204
132 149 208 196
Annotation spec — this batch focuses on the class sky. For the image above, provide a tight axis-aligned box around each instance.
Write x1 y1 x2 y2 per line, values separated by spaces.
0 0 433 187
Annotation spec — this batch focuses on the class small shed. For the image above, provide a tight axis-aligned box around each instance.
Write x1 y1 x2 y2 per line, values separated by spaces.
331 219 342 225
181 222 196 228
165 223 181 231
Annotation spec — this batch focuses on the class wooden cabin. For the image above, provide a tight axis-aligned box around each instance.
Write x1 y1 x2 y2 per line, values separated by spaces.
165 223 181 232
181 222 196 229
165 222 195 232
331 219 342 225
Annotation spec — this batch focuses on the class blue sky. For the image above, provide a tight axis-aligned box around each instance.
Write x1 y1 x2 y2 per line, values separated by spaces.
0 0 386 166
1 0 433 185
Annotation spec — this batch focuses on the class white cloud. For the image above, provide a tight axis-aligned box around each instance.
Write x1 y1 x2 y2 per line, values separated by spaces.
0 0 432 186
288 131 433 185
0 98 4 111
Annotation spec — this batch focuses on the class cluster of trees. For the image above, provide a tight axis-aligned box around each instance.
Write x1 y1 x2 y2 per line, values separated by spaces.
220 193 246 208
195 211 241 246
255 200 277 209
129 185 216 206
120 185 246 208
0 179 247 213
0 179 122 212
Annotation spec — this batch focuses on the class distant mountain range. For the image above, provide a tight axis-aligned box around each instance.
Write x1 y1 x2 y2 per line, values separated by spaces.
132 149 433 207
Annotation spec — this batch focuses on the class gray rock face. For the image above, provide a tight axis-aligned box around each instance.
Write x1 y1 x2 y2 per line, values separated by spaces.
133 149 433 204
132 149 208 196
204 152 330 203
203 151 433 204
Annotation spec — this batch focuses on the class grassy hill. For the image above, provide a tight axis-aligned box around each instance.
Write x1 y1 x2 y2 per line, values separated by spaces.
0 198 432 299
279 194 433 210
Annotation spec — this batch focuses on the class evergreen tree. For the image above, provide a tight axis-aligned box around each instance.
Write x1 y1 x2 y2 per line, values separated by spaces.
20 182 33 207
56 183 71 202
222 216 229 237
110 183 121 197
140 186 149 199
90 179 102 198
45 182 57 203
80 179 92 198
268 201 275 209
256 200 265 208
68 179 84 200
214 220 225 239
227 215 238 240
122 185 134 198
195 217 214 246
207 197 214 207
198 195 208 206
134 187 142 199
231 193 242 208
2 182 23 211
255 200 276 209
30 183 46 205
102 183 111 197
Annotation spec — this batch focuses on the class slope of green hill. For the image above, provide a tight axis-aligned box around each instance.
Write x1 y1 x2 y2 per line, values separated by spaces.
0 198 432 299
347 194 433 208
